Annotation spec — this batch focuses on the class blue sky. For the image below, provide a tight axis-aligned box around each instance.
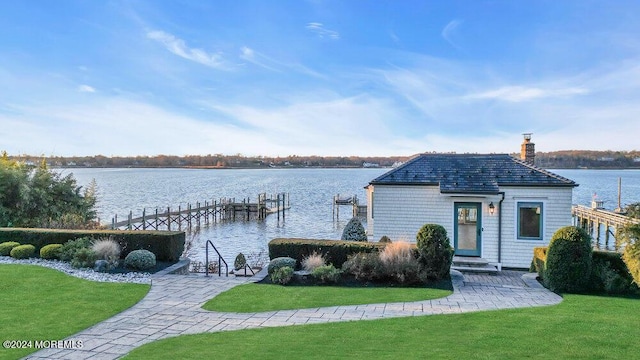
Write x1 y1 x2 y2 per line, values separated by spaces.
1 1 639 157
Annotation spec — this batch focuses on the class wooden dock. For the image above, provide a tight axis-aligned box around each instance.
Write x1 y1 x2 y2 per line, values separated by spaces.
572 203 640 250
110 193 290 231
332 194 367 220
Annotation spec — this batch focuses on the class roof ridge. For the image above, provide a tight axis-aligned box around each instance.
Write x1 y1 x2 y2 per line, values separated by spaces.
509 156 575 184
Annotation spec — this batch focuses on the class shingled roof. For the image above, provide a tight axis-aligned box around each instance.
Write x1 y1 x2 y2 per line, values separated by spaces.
369 154 577 194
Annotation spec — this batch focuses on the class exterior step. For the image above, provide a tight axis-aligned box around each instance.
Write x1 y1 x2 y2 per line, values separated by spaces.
452 257 499 273
453 256 489 266
451 265 499 274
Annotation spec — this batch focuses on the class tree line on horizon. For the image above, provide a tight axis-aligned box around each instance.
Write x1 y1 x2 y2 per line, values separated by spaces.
6 150 640 169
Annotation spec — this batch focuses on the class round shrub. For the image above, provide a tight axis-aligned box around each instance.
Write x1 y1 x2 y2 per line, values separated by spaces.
234 253 247 270
10 244 35 259
544 226 592 293
415 224 454 281
270 266 294 285
341 217 367 242
379 235 392 244
0 241 21 256
124 250 157 271
40 244 63 260
268 257 297 276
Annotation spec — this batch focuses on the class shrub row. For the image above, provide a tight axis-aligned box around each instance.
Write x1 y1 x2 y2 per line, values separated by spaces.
0 228 184 261
268 238 385 268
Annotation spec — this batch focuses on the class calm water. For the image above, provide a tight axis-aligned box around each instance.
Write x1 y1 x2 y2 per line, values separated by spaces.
65 167 640 262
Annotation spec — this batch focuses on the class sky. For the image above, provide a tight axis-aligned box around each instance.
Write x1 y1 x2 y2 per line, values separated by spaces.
1 1 640 157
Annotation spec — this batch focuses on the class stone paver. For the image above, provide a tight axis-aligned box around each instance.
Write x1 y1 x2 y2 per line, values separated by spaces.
25 270 561 360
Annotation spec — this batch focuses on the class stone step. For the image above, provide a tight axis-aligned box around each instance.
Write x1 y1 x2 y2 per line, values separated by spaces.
451 265 499 274
452 256 489 266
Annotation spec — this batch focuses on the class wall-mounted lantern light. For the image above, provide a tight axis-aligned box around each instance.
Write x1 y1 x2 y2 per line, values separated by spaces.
488 202 495 215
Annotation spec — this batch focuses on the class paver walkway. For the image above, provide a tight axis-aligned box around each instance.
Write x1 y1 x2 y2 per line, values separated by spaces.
26 270 561 360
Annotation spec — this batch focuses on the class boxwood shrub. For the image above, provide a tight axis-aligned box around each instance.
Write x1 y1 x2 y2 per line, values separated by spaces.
268 238 385 269
40 244 63 260
544 226 592 293
0 228 184 261
0 241 21 256
10 244 35 259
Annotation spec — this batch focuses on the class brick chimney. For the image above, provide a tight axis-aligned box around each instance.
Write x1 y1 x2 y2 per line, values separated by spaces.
520 133 535 165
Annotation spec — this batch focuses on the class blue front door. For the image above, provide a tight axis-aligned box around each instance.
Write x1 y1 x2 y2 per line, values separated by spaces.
454 202 482 257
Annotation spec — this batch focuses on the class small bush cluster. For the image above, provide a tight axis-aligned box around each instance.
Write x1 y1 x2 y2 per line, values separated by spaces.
311 265 342 284
124 249 156 271
270 266 294 285
544 226 592 293
0 241 20 256
302 252 326 272
234 253 247 270
267 257 297 276
71 248 97 268
342 252 383 282
40 244 63 260
59 237 93 262
379 241 421 285
341 217 367 242
10 244 35 259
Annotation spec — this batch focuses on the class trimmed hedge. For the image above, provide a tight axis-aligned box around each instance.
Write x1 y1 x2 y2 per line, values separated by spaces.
532 246 548 279
269 238 386 268
0 228 185 261
591 250 637 294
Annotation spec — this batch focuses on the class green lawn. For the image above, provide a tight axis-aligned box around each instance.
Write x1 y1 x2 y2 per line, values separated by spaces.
203 282 452 312
0 264 150 360
126 293 640 359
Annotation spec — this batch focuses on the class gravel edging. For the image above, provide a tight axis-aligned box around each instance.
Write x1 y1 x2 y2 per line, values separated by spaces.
0 256 152 284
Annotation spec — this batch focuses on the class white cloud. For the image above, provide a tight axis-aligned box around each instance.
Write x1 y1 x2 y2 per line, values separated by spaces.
239 46 279 72
306 22 340 40
467 86 589 102
78 84 96 93
147 30 228 70
441 19 463 49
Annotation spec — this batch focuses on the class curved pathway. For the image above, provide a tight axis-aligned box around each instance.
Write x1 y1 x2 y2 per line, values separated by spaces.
26 270 561 359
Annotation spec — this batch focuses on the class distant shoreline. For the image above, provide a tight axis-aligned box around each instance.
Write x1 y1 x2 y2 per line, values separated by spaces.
49 165 640 170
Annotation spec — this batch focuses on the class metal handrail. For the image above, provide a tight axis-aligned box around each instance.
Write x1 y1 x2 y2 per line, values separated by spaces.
205 240 228 277
239 263 255 277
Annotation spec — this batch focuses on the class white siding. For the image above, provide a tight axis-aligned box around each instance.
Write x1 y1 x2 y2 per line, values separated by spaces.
498 187 573 268
368 184 574 268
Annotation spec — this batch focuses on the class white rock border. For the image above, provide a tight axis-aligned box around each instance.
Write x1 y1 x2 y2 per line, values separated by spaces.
0 256 152 284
